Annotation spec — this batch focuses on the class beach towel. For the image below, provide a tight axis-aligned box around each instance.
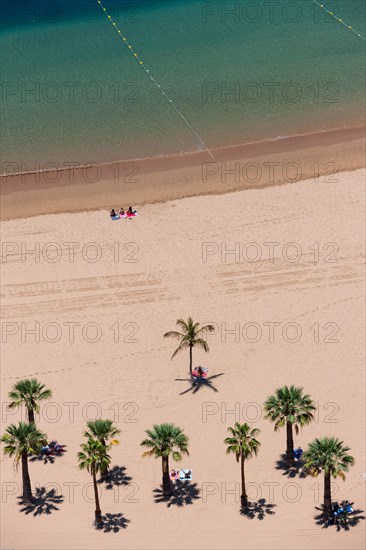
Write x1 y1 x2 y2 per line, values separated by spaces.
111 212 139 220
192 368 208 379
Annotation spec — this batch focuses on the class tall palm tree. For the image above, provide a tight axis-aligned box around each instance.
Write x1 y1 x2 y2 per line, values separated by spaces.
1 422 46 502
164 317 215 375
84 419 120 477
224 422 261 507
77 438 111 526
141 423 189 496
303 437 355 519
264 385 315 463
8 378 52 425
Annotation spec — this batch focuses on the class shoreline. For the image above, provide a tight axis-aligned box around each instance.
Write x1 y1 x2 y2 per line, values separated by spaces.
1 126 365 221
2 126 364 179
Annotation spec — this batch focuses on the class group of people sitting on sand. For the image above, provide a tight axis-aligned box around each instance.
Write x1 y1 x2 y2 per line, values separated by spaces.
170 469 192 481
330 500 354 526
110 206 137 219
192 366 208 381
40 441 64 456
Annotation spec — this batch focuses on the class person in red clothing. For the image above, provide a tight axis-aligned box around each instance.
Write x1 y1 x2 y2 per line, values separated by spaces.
127 206 138 216
196 366 205 378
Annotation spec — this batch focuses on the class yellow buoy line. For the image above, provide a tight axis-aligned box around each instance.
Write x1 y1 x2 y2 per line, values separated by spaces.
312 0 365 40
97 0 363 161
97 0 214 159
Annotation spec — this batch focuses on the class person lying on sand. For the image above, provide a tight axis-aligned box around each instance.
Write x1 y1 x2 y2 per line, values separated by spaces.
41 444 50 456
294 447 303 460
179 469 192 481
49 441 63 454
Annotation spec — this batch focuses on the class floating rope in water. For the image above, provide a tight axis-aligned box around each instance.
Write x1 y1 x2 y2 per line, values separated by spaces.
312 0 365 41
97 0 214 158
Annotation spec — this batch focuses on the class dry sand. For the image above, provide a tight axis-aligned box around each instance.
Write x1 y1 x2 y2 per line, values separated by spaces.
1 169 365 549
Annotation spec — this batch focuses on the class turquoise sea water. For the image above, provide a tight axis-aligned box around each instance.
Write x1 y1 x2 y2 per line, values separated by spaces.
1 0 365 172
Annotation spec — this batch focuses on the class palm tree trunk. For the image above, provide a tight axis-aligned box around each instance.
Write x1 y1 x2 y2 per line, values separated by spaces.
323 472 332 518
240 451 248 508
162 456 172 496
21 452 33 502
100 438 108 478
92 469 103 526
27 407 35 425
189 344 193 376
286 421 294 463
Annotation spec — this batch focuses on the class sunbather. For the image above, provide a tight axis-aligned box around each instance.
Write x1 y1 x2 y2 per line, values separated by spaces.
110 209 117 218
192 366 207 380
332 503 352 525
51 442 62 453
178 469 192 480
294 447 303 460
41 444 50 456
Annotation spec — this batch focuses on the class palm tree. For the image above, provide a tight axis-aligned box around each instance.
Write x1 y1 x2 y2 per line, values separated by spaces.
1 422 46 502
77 438 111 526
141 423 189 496
264 385 315 463
8 378 52 425
84 419 120 477
164 317 215 375
224 422 261 507
303 437 355 519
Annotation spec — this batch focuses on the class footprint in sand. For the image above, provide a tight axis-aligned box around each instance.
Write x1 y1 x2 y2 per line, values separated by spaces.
146 379 168 409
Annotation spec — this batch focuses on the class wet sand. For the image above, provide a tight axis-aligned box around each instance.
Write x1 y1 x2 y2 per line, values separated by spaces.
1 126 365 220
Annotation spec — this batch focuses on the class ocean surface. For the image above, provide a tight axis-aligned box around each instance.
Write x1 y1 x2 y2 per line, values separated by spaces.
1 0 365 173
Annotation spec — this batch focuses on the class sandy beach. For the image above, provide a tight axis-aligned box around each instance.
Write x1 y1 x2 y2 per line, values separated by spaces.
1 168 365 550
1 127 365 220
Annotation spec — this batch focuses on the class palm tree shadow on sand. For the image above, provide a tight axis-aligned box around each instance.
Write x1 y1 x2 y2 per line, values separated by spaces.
240 499 276 520
95 513 130 533
30 447 67 465
275 453 308 478
18 487 64 516
175 373 224 395
98 465 132 490
153 480 201 507
314 503 365 531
